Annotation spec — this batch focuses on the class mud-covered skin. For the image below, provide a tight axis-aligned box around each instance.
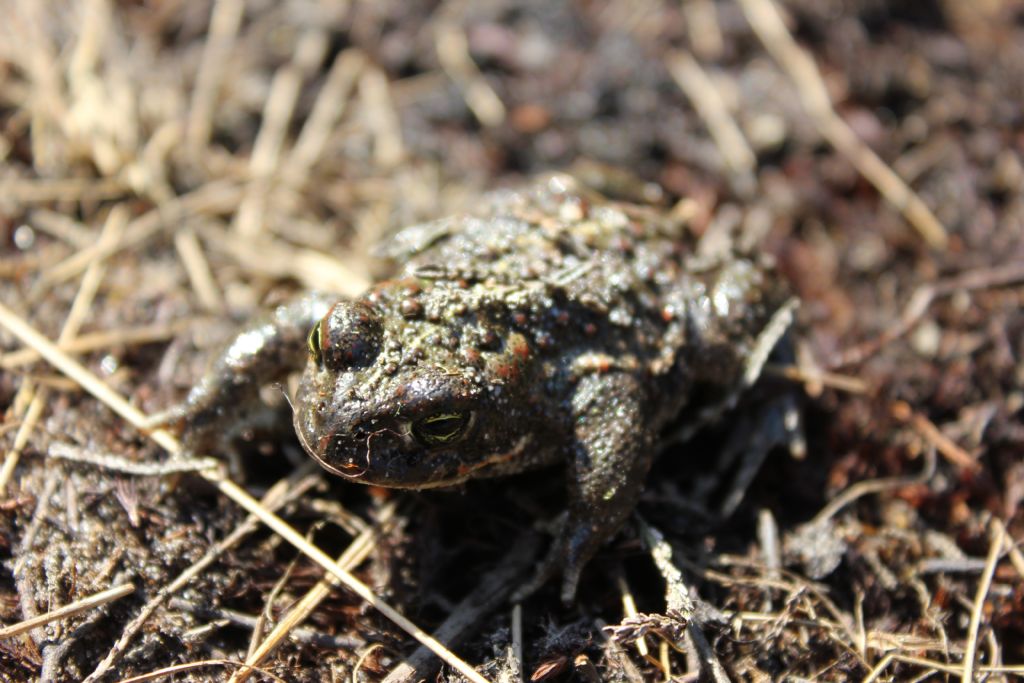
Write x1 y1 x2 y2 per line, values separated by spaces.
169 174 794 602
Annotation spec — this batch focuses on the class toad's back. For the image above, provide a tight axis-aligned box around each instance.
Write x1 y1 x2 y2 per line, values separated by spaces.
381 174 789 412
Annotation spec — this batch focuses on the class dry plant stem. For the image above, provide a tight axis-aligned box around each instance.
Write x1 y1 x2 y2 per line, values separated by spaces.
961 520 1006 683
993 517 1024 582
187 0 245 154
173 227 223 313
0 206 126 492
1 320 195 370
30 210 103 248
637 521 730 683
601 626 647 683
734 611 950 652
10 1 67 173
616 573 650 658
380 532 541 683
764 363 868 394
204 224 370 297
48 442 220 477
81 472 320 683
891 401 978 470
234 28 329 238
736 0 948 249
0 177 125 204
167 600 364 649
0 302 490 683
360 67 406 168
115 659 287 683
13 472 59 578
0 583 135 639
283 49 366 181
810 447 936 526
666 50 756 191
833 260 1024 368
862 655 1024 682
230 502 398 683
658 641 672 682
757 509 781 613
682 0 724 59
511 603 523 683
435 19 506 128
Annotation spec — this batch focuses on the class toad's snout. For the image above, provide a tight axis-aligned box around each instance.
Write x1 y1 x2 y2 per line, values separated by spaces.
313 420 405 481
315 431 368 477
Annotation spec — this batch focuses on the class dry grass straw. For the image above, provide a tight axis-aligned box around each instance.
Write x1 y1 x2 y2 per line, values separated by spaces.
737 0 949 249
0 583 135 640
666 50 756 193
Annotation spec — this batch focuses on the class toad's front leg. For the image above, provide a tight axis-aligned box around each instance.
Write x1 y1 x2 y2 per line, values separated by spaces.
520 372 654 603
152 292 334 455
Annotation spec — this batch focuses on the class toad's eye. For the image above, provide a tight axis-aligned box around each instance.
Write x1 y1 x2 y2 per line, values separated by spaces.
412 412 470 447
307 320 323 365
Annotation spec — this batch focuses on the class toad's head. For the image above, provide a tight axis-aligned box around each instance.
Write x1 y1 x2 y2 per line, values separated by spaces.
292 291 546 488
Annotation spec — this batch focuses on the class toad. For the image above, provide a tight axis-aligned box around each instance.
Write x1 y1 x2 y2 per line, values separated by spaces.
161 174 796 601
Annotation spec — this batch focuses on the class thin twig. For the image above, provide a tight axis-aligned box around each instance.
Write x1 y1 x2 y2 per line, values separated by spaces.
380 532 541 683
435 19 506 128
1 320 195 370
187 0 245 154
962 519 1005 683
359 67 405 168
666 50 757 193
114 658 287 683
35 181 243 293
637 520 730 683
891 402 979 470
863 653 1024 683
737 0 948 249
283 49 366 181
0 583 135 639
174 227 224 313
168 599 364 649
48 442 221 477
234 28 329 237
682 0 724 59
833 261 1024 368
0 177 125 204
616 573 650 658
511 603 523 683
993 517 1024 582
810 446 936 526
764 363 869 394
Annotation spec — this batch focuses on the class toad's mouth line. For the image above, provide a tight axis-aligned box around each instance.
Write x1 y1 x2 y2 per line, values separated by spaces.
302 434 534 490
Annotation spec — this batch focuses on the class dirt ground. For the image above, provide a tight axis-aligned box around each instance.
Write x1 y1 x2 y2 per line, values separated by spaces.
1 1 1022 681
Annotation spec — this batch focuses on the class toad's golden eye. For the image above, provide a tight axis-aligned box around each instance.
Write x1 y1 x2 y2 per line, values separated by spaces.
412 412 470 447
307 320 323 365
